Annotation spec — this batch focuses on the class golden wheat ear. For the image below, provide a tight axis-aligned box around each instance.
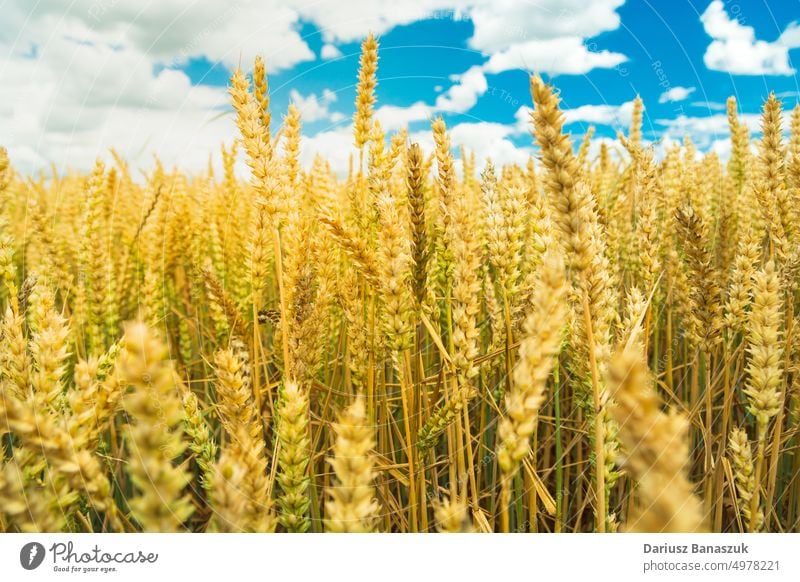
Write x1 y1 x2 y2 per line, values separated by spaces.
276 380 312 533
434 496 475 533
118 321 194 532
607 346 708 533
325 397 379 533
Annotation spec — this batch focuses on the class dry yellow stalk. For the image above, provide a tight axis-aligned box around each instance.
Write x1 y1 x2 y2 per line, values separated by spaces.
78 159 112 354
725 224 762 332
212 345 274 531
320 213 379 283
727 96 751 192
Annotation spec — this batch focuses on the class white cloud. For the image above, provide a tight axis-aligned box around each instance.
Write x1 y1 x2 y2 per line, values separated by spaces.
10 0 627 69
0 1 320 175
513 106 531 133
12 1 315 72
448 121 530 167
1 0 630 175
375 102 432 131
289 89 343 123
659 86 695 103
657 113 760 137
369 64 487 130
585 136 628 163
655 113 766 153
298 125 355 175
295 1 453 44
779 22 800 48
709 137 733 161
513 99 639 138
701 0 800 75
435 66 488 113
321 44 343 60
1 22 231 175
483 37 626 76
562 100 639 126
295 0 628 76
467 0 624 54
690 101 728 111
289 0 625 52
514 100 637 130
299 0 630 123
409 120 531 169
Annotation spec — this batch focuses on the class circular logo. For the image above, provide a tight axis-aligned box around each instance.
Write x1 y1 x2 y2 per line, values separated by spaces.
20 542 46 570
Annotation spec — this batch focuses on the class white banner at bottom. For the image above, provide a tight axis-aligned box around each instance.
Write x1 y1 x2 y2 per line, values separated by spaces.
1 534 798 581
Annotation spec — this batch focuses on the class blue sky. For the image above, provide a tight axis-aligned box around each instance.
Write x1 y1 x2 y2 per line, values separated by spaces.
2 0 800 174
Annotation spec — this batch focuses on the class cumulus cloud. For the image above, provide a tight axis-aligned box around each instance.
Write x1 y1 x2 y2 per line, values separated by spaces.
409 121 531 170
375 102 433 131
563 101 638 126
298 125 355 175
483 37 626 76
466 0 624 53
701 0 800 75
1 0 629 174
779 23 800 49
448 121 531 167
1 20 230 175
11 1 315 72
301 119 532 176
291 0 625 53
320 44 343 60
690 101 728 111
295 1 453 44
467 0 627 78
657 113 760 137
659 86 696 103
289 89 344 123
655 112 768 155
1 1 318 175
514 100 639 132
298 0 628 78
435 66 488 113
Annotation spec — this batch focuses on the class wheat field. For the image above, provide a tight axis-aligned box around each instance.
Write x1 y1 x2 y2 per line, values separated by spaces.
1 34 799 534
